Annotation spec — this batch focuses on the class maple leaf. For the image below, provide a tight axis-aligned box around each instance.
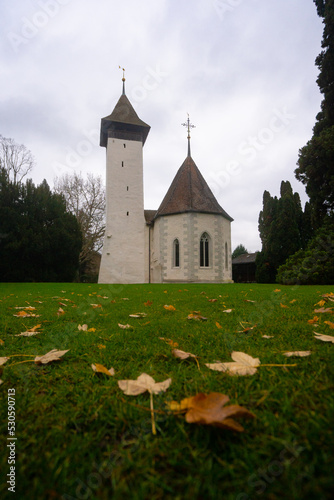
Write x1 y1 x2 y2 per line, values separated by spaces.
314 332 334 343
324 321 334 329
315 300 326 307
164 305 176 311
308 316 319 324
78 324 88 331
168 392 255 432
118 373 172 396
144 300 153 307
314 307 333 313
283 351 311 357
0 357 9 366
172 349 197 360
206 352 260 376
91 363 115 376
15 324 42 336
34 349 69 365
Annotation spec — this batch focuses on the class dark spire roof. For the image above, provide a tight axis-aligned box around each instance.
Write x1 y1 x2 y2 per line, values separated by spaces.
100 94 150 147
154 156 233 221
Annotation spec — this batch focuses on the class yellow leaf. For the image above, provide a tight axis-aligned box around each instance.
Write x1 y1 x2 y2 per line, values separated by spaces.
91 363 114 376
308 316 319 324
290 299 297 304
324 321 334 329
280 303 288 309
159 337 179 348
216 322 222 329
97 344 106 349
164 305 176 311
273 289 281 292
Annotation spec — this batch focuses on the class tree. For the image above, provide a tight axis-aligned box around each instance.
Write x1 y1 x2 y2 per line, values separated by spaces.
0 171 82 282
256 181 306 283
54 172 105 281
0 135 35 184
232 244 248 259
295 0 334 225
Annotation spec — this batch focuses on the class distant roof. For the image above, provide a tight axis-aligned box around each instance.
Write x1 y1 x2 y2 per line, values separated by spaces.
144 209 157 224
232 252 259 264
100 94 150 147
154 156 233 221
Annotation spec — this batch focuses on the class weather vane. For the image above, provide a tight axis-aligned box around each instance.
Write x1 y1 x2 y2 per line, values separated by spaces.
119 66 126 94
181 113 195 157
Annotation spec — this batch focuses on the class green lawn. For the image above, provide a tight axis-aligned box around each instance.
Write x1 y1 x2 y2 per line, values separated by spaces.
0 282 333 500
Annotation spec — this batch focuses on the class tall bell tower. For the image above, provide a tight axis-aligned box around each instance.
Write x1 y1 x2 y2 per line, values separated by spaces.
98 73 150 283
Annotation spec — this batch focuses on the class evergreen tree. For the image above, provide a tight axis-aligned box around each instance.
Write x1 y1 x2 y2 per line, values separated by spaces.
0 172 82 282
295 0 334 225
232 244 248 259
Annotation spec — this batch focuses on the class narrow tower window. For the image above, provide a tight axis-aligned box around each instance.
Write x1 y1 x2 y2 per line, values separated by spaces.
123 144 126 148
200 232 210 267
122 161 124 167
173 239 180 267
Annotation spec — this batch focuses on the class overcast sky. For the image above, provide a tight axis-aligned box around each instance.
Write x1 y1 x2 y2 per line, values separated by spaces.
0 0 324 252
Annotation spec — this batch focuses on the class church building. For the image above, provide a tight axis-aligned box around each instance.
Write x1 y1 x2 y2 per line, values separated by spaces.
98 76 233 284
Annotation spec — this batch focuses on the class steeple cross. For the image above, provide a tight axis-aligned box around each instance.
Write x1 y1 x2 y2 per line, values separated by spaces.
119 66 126 94
182 114 195 157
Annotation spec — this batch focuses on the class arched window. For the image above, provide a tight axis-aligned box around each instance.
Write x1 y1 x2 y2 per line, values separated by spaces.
173 239 180 267
200 232 210 267
225 242 228 269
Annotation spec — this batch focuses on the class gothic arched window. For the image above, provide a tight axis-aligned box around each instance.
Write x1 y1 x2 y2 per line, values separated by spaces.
173 239 180 267
200 232 210 267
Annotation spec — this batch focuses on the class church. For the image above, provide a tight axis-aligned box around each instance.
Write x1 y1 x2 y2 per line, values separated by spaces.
98 76 233 284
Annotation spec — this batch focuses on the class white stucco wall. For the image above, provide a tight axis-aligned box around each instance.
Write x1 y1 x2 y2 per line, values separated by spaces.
150 212 232 283
99 137 146 284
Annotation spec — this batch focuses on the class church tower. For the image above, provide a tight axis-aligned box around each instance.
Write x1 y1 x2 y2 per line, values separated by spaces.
98 74 150 284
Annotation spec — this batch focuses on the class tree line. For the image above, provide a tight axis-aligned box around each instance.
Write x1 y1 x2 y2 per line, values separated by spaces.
255 0 334 284
0 136 105 282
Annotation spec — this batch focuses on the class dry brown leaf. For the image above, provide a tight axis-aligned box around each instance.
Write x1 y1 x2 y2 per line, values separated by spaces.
34 349 69 365
15 331 40 337
314 332 334 343
244 299 256 303
172 349 197 360
0 357 9 366
168 392 255 432
144 300 153 307
187 312 207 321
223 309 233 313
14 311 40 318
164 305 176 311
308 316 319 324
14 306 36 310
208 299 218 303
206 352 260 376
118 373 172 396
283 351 311 357
91 304 102 309
129 313 147 318
262 335 274 339
78 324 88 331
57 308 65 316
0 339 4 345
324 321 334 329
159 337 179 348
91 363 115 376
280 303 288 309
118 323 132 330
216 321 223 329
314 307 333 313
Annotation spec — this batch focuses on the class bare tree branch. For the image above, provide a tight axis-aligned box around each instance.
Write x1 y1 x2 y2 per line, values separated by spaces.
0 135 35 184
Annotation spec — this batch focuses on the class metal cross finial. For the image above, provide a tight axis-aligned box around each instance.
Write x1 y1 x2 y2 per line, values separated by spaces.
119 66 126 94
181 113 195 157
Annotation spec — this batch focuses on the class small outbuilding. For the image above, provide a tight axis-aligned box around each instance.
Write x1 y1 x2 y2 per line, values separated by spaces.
232 252 258 283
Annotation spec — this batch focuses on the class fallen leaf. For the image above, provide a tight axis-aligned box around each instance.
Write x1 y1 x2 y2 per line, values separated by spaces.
15 331 40 337
290 299 297 304
244 299 256 303
91 304 102 309
187 312 207 321
0 339 4 345
144 300 153 307
14 311 40 318
164 305 176 311
308 316 319 324
91 363 115 376
97 344 106 349
208 299 218 303
324 321 334 329
34 349 69 365
14 306 36 310
223 309 233 313
206 352 260 376
129 312 147 318
121 298 129 301
216 322 222 329
0 357 9 366
262 335 274 339
78 324 88 331
118 373 172 395
273 289 281 292
0 379 3 385
314 332 334 343
280 303 288 309
57 308 65 316
159 337 179 348
283 351 311 357
118 323 132 330
168 392 255 432
172 349 197 360
315 300 326 307
314 308 333 313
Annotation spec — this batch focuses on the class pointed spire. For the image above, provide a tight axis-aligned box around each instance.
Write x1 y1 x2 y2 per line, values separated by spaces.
119 66 126 95
181 114 195 157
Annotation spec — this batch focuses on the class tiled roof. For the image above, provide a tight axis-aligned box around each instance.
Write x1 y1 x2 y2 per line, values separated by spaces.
154 156 233 221
144 209 157 224
232 252 259 264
